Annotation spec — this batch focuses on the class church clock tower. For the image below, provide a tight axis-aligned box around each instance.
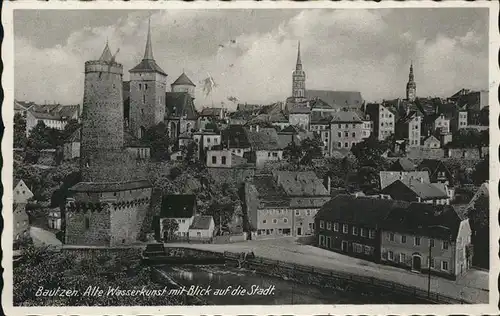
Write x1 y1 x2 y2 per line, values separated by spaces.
406 62 416 102
292 41 306 102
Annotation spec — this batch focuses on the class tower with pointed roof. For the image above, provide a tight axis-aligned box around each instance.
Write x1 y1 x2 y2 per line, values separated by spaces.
171 72 196 98
406 62 416 102
292 41 306 102
129 18 168 139
66 41 153 246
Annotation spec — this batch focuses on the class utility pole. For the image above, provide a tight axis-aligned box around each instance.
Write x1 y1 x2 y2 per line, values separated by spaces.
427 238 432 298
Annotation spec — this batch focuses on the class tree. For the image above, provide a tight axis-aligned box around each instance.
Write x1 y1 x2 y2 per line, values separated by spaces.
468 195 489 268
351 136 389 169
143 123 170 161
62 119 80 141
283 136 323 169
14 113 27 148
161 218 179 241
472 156 488 185
446 128 481 149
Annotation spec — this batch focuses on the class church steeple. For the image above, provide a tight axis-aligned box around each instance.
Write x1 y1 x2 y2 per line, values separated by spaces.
296 41 302 71
143 18 154 60
406 61 416 102
292 40 306 102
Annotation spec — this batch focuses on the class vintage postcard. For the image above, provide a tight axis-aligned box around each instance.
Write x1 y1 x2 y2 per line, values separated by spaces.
2 1 499 315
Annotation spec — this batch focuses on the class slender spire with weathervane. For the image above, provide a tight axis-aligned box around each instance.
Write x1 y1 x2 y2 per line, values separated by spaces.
292 40 306 101
296 41 302 71
143 17 154 60
406 60 417 102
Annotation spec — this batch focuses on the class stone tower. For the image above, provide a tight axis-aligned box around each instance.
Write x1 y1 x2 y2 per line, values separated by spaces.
406 62 416 102
65 42 153 246
80 41 125 182
171 72 196 99
129 18 168 139
292 41 306 102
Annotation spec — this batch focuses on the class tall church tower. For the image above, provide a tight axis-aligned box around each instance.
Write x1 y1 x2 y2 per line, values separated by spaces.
129 18 168 139
292 41 306 102
406 62 416 102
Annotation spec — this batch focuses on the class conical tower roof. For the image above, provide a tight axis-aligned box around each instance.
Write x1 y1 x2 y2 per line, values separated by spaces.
296 41 302 67
130 18 167 76
99 41 113 62
172 72 196 87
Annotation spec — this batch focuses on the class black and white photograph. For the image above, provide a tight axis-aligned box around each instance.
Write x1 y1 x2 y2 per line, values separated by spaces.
3 1 498 314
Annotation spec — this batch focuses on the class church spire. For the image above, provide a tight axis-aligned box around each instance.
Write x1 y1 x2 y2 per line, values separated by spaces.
406 61 416 102
296 41 302 70
409 60 414 82
143 18 154 60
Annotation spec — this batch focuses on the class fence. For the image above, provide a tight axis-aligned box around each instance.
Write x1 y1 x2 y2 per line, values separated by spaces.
224 252 468 304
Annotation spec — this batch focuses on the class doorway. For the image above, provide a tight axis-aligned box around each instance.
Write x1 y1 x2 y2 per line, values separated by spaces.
412 255 422 271
341 241 348 252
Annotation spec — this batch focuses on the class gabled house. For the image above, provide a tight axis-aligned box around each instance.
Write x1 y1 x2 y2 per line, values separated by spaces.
245 127 283 168
381 179 450 205
388 158 416 172
188 215 215 241
63 129 81 160
164 92 198 139
222 125 252 157
379 170 430 190
381 203 472 279
315 195 408 262
418 159 454 186
14 179 34 204
423 135 441 149
13 203 30 248
159 194 197 240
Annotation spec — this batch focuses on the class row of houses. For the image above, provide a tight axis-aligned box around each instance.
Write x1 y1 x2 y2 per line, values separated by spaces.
15 101 80 136
315 194 472 279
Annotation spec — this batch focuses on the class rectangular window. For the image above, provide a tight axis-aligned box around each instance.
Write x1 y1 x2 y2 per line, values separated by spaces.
388 251 394 261
344 131 348 137
343 224 348 234
306 210 311 216
338 132 342 137
221 156 227 165
333 223 339 232
338 124 341 129
319 220 324 229
443 241 449 250
212 156 217 164
441 260 449 271
401 235 406 243
85 218 90 229
338 142 342 148
400 253 406 264
295 210 300 216
369 229 376 239
326 222 332 230
360 228 366 237
352 132 356 137
344 142 349 148
415 237 421 246
352 226 359 236
263 219 267 224
389 232 395 241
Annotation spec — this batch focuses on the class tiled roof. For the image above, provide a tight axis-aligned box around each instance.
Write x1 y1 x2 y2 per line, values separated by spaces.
466 182 489 210
165 92 198 120
69 180 151 193
200 107 223 117
28 104 79 121
172 72 196 87
316 195 408 227
222 125 251 148
310 111 333 124
379 171 430 190
306 90 363 108
273 171 329 196
246 128 282 151
237 103 261 112
384 203 464 240
382 179 448 200
251 175 290 207
389 158 415 172
160 194 196 218
189 215 213 230
423 135 440 144
130 59 167 76
289 106 311 114
14 100 35 111
309 98 335 110
330 111 362 123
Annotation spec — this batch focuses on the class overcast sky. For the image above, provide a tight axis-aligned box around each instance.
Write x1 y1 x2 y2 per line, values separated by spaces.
14 8 488 109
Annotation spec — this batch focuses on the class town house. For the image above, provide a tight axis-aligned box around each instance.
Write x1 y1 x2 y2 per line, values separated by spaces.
395 110 422 148
222 125 252 157
380 203 472 279
381 179 450 205
379 170 430 190
245 127 284 169
329 110 365 150
159 194 197 240
418 159 455 186
365 103 395 141
315 195 408 262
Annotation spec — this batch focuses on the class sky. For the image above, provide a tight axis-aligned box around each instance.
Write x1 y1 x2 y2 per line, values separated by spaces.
14 8 489 109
